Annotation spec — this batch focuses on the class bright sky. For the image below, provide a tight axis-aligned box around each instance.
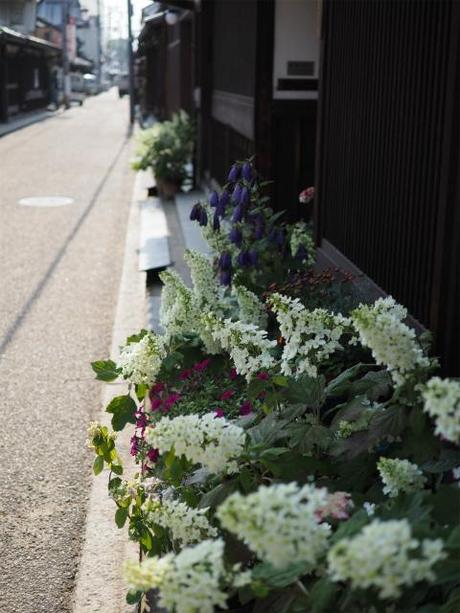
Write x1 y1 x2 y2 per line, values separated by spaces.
81 0 154 39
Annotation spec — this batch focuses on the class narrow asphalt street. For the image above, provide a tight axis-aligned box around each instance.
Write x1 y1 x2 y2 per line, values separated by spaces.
0 91 136 612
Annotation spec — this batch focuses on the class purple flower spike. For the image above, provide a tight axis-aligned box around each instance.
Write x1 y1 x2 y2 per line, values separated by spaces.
295 244 309 260
249 250 259 266
268 226 278 242
276 229 285 248
239 186 250 206
232 204 244 223
229 227 243 246
199 208 208 227
219 251 232 270
242 162 252 182
217 190 229 217
237 250 251 267
232 183 242 203
254 223 264 240
209 191 219 207
227 163 240 183
220 269 232 286
213 211 221 231
190 202 202 221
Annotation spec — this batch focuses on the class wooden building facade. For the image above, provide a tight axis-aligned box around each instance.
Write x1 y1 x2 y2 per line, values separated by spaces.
315 0 460 374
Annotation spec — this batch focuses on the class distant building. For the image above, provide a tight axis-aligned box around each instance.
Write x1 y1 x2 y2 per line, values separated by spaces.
0 0 61 121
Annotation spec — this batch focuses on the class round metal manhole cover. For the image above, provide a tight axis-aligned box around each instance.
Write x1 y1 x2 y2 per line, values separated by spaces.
18 196 74 208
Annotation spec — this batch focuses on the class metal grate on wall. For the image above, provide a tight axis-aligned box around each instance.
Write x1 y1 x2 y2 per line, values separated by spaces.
317 0 454 329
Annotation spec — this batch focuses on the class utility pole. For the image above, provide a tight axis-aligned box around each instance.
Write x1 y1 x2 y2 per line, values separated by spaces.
62 0 71 108
127 0 135 125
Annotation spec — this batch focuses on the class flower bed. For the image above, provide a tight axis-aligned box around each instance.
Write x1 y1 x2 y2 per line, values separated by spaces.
88 160 460 613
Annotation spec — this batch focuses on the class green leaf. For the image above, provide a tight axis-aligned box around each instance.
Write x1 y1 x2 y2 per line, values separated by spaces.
198 480 239 509
135 383 149 401
115 506 129 528
325 363 370 397
285 375 325 407
308 577 338 612
93 455 104 475
272 375 289 387
126 590 143 605
106 395 137 431
140 527 153 550
349 370 392 401
440 588 460 612
91 359 119 382
111 463 123 475
252 561 310 588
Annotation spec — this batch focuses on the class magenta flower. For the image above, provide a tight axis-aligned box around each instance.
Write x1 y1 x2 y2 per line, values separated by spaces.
136 412 147 430
239 400 253 416
256 371 269 380
150 397 162 411
150 382 165 395
179 368 192 381
130 435 138 456
164 393 181 411
299 186 315 204
229 368 238 380
194 358 211 372
220 389 235 401
147 448 159 464
214 408 225 418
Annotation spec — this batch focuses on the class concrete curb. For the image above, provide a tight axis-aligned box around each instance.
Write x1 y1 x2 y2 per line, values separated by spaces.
0 108 64 138
72 170 147 613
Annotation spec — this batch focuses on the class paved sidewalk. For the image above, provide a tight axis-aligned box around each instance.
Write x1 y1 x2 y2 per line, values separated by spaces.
0 107 62 137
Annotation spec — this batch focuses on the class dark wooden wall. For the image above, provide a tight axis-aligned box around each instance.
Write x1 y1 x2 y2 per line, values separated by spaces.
316 0 460 374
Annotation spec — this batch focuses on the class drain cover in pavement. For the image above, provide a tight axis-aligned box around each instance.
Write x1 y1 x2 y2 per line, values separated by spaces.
18 196 74 207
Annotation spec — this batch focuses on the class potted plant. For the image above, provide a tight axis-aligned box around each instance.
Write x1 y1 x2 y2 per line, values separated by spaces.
132 111 194 199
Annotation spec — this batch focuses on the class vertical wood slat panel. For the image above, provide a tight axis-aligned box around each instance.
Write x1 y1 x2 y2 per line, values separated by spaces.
317 0 453 329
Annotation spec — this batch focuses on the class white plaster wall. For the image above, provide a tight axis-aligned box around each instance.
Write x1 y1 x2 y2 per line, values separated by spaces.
273 0 320 100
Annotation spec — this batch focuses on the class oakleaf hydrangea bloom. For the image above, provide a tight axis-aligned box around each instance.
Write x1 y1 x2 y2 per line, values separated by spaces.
143 497 217 545
351 297 430 386
146 412 246 474
159 269 196 340
125 539 250 613
232 284 268 328
377 457 426 497
184 249 220 307
86 421 116 449
118 332 165 385
269 293 350 378
202 312 276 380
289 221 315 265
327 519 445 600
422 377 460 443
216 483 331 569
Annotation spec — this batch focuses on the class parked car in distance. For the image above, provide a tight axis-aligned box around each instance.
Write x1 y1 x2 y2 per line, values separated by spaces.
83 73 99 95
118 73 129 97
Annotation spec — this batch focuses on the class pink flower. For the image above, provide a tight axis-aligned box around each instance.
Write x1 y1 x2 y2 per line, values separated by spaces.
179 369 192 380
150 382 165 395
239 400 253 416
256 371 269 380
147 448 159 464
229 368 238 380
316 492 354 521
150 397 162 411
299 186 315 204
163 393 181 410
194 358 211 372
220 389 235 401
214 408 225 418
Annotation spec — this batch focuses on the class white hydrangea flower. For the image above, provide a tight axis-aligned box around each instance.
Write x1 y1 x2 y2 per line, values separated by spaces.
289 221 315 265
159 269 197 340
146 412 246 475
86 421 116 449
118 332 166 385
232 284 268 328
327 519 445 600
377 457 426 497
216 482 331 569
202 312 276 380
422 377 460 443
143 497 217 545
269 293 349 378
125 539 250 613
351 297 430 387
184 249 220 307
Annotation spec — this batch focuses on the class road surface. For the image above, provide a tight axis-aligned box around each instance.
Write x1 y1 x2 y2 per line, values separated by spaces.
0 91 135 612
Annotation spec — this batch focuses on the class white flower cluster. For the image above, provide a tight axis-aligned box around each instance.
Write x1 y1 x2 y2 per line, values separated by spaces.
146 412 246 474
118 332 166 385
269 293 349 378
159 269 196 340
202 312 276 380
377 457 426 497
184 249 220 307
125 538 250 613
232 284 268 328
86 421 116 449
216 482 331 569
201 205 237 256
327 519 445 600
289 221 315 265
143 497 217 545
351 297 430 386
422 377 460 443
